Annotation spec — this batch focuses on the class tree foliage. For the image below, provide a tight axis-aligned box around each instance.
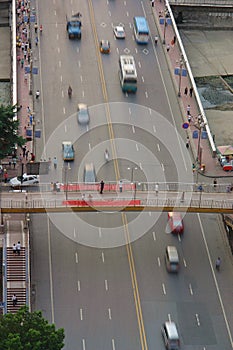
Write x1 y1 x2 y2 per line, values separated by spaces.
0 306 65 350
0 104 26 160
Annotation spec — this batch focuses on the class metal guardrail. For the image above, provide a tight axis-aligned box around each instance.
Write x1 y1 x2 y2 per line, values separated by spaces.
168 0 233 6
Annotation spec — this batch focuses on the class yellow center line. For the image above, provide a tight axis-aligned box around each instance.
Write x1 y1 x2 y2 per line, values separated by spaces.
88 1 148 349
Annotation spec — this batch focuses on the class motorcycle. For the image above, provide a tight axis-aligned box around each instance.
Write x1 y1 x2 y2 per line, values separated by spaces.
104 150 109 162
68 86 72 98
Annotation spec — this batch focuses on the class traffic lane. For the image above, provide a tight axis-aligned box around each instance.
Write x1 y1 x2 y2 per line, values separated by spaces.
30 214 54 321
48 212 142 350
129 212 232 349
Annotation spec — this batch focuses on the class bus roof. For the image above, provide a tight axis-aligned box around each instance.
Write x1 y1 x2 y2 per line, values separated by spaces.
134 16 149 33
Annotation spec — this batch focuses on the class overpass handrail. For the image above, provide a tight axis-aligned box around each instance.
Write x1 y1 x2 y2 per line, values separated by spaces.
168 0 233 6
165 0 217 157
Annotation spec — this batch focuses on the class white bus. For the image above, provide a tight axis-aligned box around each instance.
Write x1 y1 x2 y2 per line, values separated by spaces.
133 16 149 44
119 55 137 93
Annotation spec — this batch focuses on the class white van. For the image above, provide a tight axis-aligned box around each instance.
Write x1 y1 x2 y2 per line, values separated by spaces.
165 246 179 273
161 321 180 349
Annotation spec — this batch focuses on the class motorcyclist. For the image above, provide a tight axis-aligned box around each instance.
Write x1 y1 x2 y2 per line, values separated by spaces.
154 35 158 45
215 257 221 270
104 149 109 162
68 85 72 98
39 25 43 34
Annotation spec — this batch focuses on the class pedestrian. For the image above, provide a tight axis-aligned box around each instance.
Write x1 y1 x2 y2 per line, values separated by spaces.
53 157 57 169
187 105 191 116
166 44 170 52
189 87 193 97
173 35 176 45
30 153 35 162
154 35 158 45
24 73 28 82
184 87 188 96
100 180 105 194
12 294 18 306
155 183 158 196
188 115 191 123
20 57 24 68
192 163 196 172
119 180 123 193
25 150 29 161
12 243 17 254
56 182 60 192
12 157 17 169
16 241 21 255
35 36 38 46
81 193 85 201
34 22 38 33
36 89 40 99
17 54 21 63
186 136 190 149
151 0 155 7
39 24 43 34
23 49 27 59
27 106 30 114
3 171 8 183
213 178 217 188
215 257 221 270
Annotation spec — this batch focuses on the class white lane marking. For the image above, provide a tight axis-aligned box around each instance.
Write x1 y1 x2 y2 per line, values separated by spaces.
82 339 86 350
77 280 81 292
82 90 85 97
129 22 132 29
77 47 79 53
75 252 78 263
112 339 116 350
54 9 56 16
80 75 83 82
157 143 160 152
57 33 59 40
99 227 102 238
126 11 129 16
183 258 187 267
88 143 91 151
57 47 60 53
124 1 126 5
139 162 142 169
178 234 181 242
132 125 135 133
142 76 144 83
195 313 200 326
129 107 131 114
135 47 138 54
153 125 156 133
105 279 108 291
102 251 105 263
108 308 112 320
157 257 160 266
116 47 119 54
59 60 61 67
149 108 152 115
189 283 193 295
145 91 148 98
78 60 81 68
161 163 164 172
168 314 171 322
60 75 62 82
138 61 141 68
64 124 67 133
136 144 139 151
162 283 166 295
80 308 83 320
73 228 76 238
63 107 65 115
152 231 156 241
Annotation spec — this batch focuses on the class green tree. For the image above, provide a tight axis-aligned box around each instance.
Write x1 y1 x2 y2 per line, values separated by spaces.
0 306 65 350
0 104 26 159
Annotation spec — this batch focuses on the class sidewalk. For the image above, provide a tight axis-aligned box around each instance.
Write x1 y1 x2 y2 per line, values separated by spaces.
151 0 227 178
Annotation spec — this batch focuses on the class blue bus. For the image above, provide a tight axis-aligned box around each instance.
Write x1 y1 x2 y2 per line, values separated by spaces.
133 16 149 44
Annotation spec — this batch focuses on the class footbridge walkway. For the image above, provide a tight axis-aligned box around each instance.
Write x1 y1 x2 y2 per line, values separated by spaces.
1 182 233 214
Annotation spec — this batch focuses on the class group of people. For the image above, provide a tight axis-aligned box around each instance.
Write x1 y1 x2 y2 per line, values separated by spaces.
12 241 21 255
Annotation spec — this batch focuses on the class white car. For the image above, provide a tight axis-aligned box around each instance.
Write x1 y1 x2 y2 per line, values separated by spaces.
113 25 125 39
77 103 90 125
9 173 39 187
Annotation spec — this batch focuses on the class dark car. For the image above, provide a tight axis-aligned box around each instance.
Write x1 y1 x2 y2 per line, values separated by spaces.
100 40 110 54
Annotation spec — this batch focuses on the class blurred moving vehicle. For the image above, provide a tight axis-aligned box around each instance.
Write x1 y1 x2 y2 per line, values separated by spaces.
161 321 180 349
62 141 75 161
66 15 81 39
113 25 125 39
77 103 90 125
83 163 96 183
100 40 110 54
165 246 179 273
9 174 39 187
167 212 184 234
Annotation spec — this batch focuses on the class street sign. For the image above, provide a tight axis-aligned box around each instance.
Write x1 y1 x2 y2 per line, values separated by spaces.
35 130 41 138
182 122 189 129
174 67 187 77
32 67 38 74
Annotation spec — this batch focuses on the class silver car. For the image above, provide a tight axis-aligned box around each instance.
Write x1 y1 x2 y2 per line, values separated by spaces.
9 173 39 187
77 103 90 125
113 25 125 39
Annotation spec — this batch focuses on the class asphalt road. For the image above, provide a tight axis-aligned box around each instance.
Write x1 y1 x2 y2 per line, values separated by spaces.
30 0 233 349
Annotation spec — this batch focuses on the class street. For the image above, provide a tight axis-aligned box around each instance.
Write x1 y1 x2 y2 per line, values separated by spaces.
29 0 233 349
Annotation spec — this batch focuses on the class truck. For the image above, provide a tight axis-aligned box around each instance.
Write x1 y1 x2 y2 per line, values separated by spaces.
66 14 82 39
